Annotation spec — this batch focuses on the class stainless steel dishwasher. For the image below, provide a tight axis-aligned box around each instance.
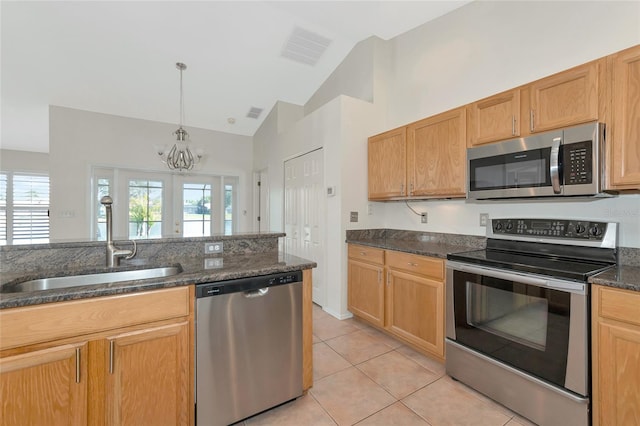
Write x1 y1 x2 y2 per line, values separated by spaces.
195 271 303 426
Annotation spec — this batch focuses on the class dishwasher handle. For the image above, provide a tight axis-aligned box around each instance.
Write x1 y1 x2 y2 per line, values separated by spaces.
244 288 269 298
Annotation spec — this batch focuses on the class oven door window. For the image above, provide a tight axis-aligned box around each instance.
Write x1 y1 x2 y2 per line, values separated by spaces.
453 271 570 389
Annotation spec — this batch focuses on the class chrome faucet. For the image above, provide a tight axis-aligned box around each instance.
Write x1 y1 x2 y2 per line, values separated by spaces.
100 196 137 267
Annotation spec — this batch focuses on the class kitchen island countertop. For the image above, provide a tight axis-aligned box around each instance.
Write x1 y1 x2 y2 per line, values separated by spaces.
0 251 316 309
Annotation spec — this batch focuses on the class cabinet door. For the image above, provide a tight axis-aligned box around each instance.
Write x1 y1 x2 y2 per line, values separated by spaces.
105 321 190 426
347 259 385 327
386 269 444 359
407 107 466 198
610 45 640 189
529 61 599 132
468 89 520 146
368 127 407 199
1 342 88 426
596 321 640 425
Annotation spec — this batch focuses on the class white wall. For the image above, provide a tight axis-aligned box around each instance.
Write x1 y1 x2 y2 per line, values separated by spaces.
385 1 640 127
49 106 254 240
0 149 49 173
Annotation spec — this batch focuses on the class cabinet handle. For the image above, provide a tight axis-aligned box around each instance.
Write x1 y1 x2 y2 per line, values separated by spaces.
360 251 366 256
109 340 115 375
400 184 405 196
75 348 81 384
409 183 414 196
387 271 391 286
530 110 535 132
512 116 516 136
407 262 418 267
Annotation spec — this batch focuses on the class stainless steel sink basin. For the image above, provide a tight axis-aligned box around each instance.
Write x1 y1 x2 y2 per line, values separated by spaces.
2 266 182 293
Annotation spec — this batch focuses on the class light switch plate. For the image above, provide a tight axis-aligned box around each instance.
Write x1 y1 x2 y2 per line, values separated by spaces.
480 213 489 227
350 212 358 222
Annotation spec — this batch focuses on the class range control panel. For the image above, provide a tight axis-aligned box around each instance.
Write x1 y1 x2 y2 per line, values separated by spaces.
492 218 608 240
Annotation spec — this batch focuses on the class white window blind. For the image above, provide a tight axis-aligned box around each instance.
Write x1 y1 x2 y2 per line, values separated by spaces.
0 173 7 244
12 173 50 244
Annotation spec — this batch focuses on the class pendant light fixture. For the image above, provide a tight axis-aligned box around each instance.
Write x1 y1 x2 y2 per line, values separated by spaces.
157 62 202 171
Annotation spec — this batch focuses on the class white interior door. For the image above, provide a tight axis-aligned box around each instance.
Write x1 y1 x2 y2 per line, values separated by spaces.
284 149 325 306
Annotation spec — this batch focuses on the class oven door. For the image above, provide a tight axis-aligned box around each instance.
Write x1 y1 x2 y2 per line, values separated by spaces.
445 261 589 397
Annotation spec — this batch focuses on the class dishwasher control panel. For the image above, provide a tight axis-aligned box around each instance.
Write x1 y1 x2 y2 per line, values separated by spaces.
196 270 303 298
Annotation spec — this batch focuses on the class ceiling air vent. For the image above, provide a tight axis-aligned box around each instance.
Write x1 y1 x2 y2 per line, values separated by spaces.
281 26 332 66
246 106 263 119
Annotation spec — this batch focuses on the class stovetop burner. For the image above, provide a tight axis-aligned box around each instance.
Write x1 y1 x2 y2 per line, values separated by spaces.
448 218 618 282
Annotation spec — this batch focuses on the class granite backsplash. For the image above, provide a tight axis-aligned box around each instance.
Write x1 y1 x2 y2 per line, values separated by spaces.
0 233 284 274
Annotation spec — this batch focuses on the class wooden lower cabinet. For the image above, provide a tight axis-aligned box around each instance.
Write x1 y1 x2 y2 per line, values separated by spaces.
1 342 89 425
347 244 445 360
347 245 385 328
0 287 194 426
103 321 190 426
386 270 444 358
592 285 640 425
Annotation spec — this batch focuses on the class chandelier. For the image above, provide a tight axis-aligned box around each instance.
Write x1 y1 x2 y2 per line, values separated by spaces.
157 62 202 171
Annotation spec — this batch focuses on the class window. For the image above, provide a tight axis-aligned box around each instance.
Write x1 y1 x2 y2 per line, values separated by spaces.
92 167 237 239
96 177 111 241
183 183 211 237
128 179 163 239
0 172 50 245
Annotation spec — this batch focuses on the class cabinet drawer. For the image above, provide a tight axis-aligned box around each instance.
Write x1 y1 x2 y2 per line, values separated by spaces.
0 286 191 351
597 286 640 327
386 251 443 280
348 244 385 265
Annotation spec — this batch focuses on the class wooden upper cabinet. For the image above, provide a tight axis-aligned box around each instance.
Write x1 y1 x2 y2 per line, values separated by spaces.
368 127 407 199
528 61 599 133
609 44 640 189
407 107 466 197
468 89 521 146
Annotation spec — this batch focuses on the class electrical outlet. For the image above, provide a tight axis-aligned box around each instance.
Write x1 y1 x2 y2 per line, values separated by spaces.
350 211 358 222
421 213 428 224
204 258 224 269
205 242 223 254
367 204 373 216
479 213 489 227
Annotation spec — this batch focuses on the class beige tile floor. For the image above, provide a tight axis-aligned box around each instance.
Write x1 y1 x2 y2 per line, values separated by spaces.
240 304 537 426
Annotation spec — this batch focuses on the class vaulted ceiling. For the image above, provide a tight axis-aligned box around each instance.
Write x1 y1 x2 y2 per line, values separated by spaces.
1 1 471 153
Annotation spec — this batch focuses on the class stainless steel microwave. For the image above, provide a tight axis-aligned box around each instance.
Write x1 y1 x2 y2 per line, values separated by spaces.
467 122 609 200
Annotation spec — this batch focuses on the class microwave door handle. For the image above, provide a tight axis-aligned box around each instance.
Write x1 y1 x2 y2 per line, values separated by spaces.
550 137 562 194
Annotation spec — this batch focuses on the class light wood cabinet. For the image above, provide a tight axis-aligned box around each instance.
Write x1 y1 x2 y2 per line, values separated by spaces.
592 285 640 425
0 287 194 426
385 251 444 359
528 61 600 133
368 127 407 199
104 321 190 426
609 45 640 189
347 244 445 360
468 89 521 146
407 107 466 198
347 245 385 328
1 342 89 426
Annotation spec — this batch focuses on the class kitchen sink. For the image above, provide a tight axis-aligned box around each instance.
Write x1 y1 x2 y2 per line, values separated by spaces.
1 266 182 293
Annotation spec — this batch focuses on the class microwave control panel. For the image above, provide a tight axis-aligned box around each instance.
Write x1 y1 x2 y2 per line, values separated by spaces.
492 218 607 240
563 141 593 185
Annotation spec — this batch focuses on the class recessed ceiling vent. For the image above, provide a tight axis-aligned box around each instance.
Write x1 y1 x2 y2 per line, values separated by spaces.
246 106 263 119
281 26 332 66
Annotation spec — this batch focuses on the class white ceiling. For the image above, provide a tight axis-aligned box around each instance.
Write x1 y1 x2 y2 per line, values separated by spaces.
1 1 470 153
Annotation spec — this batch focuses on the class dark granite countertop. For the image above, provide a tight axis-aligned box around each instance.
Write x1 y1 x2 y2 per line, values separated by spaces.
0 251 316 309
589 265 640 292
346 238 477 259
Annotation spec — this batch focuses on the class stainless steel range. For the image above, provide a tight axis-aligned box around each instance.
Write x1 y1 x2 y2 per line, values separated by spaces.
446 218 617 426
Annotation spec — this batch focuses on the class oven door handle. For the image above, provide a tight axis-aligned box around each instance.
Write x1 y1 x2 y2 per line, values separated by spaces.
446 261 586 294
